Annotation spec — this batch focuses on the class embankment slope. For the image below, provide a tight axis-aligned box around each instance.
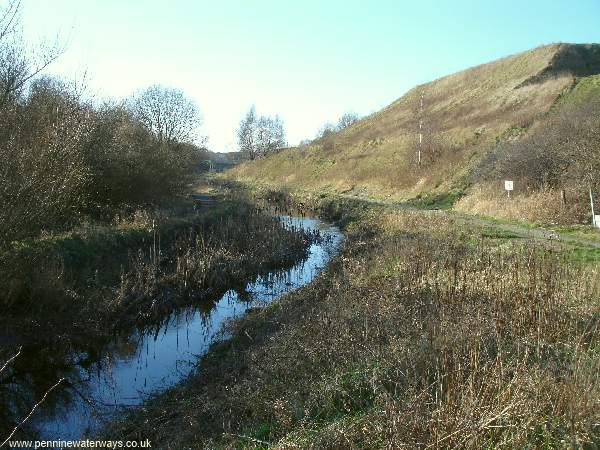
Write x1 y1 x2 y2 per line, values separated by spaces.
231 43 600 203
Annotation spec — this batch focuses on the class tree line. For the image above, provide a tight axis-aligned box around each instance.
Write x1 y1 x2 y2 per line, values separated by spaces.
235 108 361 158
0 1 205 245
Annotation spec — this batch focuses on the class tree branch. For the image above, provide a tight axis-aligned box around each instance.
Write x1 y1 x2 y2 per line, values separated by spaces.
1 377 65 447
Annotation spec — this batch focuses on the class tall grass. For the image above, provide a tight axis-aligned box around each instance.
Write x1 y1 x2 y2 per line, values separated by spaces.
107 202 600 448
112 204 313 326
455 184 589 224
0 199 315 438
0 200 313 334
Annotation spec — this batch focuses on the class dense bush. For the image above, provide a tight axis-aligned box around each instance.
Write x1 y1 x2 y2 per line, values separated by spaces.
0 2 204 245
476 96 600 192
0 77 92 243
0 78 202 245
83 104 201 213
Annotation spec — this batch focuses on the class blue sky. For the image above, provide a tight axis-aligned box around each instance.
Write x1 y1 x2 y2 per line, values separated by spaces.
21 0 600 151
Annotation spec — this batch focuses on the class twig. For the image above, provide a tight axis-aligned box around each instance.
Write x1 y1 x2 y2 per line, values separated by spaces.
1 377 65 448
0 346 21 374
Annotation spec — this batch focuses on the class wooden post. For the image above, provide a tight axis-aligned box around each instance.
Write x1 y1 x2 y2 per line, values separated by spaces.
418 92 423 165
561 189 566 206
590 188 596 227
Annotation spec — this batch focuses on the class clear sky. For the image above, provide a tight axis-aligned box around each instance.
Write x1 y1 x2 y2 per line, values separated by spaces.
20 0 600 152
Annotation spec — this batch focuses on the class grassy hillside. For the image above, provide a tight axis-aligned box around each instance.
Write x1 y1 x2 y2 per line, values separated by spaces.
231 44 600 216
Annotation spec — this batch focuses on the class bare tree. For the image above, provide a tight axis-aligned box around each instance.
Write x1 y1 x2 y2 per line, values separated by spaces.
0 0 20 41
256 114 286 157
130 85 201 144
337 111 360 130
237 106 286 159
315 122 336 140
314 112 360 142
237 105 257 159
0 0 64 108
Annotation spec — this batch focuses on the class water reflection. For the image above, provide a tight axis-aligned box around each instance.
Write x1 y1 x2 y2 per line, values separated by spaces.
1 216 342 441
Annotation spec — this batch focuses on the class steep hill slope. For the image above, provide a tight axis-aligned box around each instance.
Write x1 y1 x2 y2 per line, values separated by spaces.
231 44 600 209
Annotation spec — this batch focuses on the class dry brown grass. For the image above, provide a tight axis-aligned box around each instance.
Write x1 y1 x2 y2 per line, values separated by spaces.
231 44 585 200
107 201 600 449
112 204 312 326
455 183 590 224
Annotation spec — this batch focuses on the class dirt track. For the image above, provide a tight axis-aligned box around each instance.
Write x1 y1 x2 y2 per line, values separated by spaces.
342 193 600 249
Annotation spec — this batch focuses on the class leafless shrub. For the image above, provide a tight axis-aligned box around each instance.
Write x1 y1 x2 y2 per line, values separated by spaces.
0 4 205 247
477 97 600 192
0 0 64 109
0 79 202 246
0 76 93 244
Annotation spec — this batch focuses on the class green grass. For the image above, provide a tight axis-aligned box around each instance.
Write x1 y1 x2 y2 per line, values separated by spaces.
405 191 463 210
546 223 600 242
567 246 600 264
559 74 600 106
1 202 225 290
3 199 259 274
478 225 524 239
495 124 529 143
9 222 150 273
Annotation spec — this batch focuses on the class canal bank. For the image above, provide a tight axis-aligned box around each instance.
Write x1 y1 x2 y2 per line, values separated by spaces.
105 185 600 449
0 199 334 442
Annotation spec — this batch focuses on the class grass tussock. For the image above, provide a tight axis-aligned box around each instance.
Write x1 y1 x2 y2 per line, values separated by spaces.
106 200 600 449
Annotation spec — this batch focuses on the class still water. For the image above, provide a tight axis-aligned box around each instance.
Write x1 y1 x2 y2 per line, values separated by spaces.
24 216 342 440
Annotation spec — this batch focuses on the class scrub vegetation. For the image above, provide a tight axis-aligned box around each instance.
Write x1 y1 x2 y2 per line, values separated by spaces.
0 1 211 248
0 197 316 438
0 199 313 331
2 1 600 444
0 3 313 438
106 189 600 449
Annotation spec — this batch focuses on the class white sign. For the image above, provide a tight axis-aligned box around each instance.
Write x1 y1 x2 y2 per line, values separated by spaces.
504 180 514 191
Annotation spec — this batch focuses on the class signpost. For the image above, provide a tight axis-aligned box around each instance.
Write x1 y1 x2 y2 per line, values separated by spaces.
504 180 513 198
591 189 596 227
